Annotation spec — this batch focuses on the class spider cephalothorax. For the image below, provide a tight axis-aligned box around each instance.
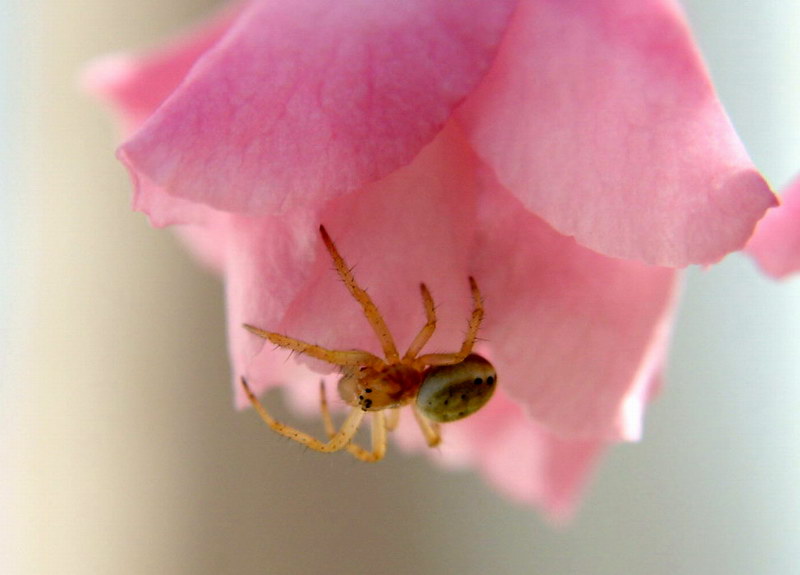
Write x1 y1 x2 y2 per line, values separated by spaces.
241 225 496 461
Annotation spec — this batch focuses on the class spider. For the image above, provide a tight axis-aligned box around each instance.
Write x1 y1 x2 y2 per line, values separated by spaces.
240 225 497 462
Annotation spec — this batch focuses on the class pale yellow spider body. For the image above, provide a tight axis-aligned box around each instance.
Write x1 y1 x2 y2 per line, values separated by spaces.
241 225 496 461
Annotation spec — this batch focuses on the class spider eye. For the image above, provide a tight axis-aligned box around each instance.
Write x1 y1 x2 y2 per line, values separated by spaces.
416 354 497 423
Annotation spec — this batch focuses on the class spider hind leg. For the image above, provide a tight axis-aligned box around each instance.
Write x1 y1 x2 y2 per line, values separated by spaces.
403 283 437 361
415 276 485 367
413 408 442 447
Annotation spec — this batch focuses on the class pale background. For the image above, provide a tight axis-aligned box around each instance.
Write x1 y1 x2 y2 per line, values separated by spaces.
2 1 799 574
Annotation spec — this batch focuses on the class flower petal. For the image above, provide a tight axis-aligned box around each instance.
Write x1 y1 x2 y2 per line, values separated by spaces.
464 394 605 520
83 3 242 134
747 174 800 278
472 172 680 440
84 3 244 229
457 0 776 266
118 0 517 219
394 389 605 519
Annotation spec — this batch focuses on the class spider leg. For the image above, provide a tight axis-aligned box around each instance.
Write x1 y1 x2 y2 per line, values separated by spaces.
384 407 401 431
413 407 441 448
319 380 337 437
319 225 400 363
241 377 364 453
415 276 484 367
244 324 383 368
460 276 485 357
403 283 437 360
319 381 387 462
349 411 387 462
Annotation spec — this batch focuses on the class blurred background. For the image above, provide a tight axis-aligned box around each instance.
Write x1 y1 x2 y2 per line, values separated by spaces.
1 1 799 573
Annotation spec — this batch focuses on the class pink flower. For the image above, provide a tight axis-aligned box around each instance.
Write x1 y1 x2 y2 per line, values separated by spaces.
747 174 800 278
86 0 775 518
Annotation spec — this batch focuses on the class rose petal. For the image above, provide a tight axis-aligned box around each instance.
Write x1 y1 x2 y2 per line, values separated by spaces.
83 3 242 134
457 0 776 266
394 388 604 519
84 3 245 229
172 220 229 275
472 172 679 440
747 174 800 278
118 0 517 219
469 394 604 520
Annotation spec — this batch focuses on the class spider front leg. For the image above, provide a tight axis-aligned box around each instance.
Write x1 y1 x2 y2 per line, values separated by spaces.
319 380 387 462
319 225 400 363
244 324 383 368
416 276 484 367
241 377 365 453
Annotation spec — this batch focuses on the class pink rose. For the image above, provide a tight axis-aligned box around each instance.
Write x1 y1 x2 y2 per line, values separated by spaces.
86 0 775 519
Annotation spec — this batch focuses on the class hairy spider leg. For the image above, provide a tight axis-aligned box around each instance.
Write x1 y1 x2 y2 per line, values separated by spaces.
415 276 484 367
403 283 437 361
412 407 442 447
243 325 384 368
319 225 400 363
318 381 387 462
241 377 365 453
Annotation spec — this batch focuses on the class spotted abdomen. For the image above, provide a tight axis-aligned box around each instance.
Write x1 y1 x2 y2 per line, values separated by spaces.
416 354 497 423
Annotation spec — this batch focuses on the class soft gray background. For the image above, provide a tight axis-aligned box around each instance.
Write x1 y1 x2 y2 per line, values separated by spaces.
2 1 799 573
